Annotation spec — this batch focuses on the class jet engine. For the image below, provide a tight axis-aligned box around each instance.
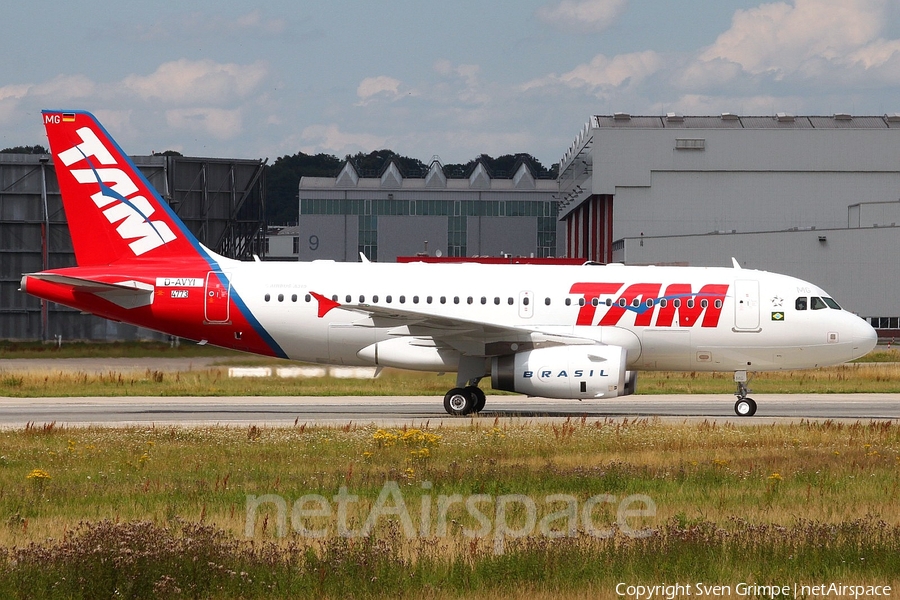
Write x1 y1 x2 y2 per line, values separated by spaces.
491 345 636 399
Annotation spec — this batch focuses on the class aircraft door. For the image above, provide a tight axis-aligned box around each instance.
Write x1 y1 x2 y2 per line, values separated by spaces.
519 291 533 319
733 279 760 331
205 271 231 323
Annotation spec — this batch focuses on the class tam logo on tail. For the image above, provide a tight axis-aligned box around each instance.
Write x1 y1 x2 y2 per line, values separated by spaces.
42 110 201 266
53 122 176 256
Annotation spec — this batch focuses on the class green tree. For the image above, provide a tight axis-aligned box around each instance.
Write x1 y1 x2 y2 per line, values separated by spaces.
267 152 342 224
0 145 48 154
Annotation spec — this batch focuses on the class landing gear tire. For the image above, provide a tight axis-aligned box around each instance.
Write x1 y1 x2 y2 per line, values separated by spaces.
444 387 476 416
467 386 486 413
734 397 757 417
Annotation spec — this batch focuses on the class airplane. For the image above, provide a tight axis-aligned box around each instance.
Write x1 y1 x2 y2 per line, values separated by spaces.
20 110 878 417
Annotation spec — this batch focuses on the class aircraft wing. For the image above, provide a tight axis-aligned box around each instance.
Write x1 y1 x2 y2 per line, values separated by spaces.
324 298 599 356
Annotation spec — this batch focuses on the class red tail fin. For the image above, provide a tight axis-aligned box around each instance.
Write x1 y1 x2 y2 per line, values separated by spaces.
42 110 203 266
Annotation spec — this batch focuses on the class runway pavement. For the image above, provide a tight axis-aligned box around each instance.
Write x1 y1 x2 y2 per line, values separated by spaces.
0 393 897 428
2 357 898 427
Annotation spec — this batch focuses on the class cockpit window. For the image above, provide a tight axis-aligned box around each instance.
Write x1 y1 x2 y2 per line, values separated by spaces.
823 297 841 310
795 297 807 311
810 296 828 310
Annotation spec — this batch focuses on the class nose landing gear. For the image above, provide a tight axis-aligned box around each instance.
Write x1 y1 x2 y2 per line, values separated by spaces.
733 370 757 416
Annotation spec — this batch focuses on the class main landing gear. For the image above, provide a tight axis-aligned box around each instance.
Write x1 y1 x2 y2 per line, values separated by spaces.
733 370 757 417
443 385 486 416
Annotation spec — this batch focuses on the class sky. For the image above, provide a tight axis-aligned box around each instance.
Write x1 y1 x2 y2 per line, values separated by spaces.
2 0 900 167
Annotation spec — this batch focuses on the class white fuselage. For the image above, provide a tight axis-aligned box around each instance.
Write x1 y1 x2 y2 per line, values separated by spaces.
222 260 875 373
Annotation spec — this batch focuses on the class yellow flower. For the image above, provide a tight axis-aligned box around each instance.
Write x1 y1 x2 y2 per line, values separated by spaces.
767 472 782 481
26 468 51 480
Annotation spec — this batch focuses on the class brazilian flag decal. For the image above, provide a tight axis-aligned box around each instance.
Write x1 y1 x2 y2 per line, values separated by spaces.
771 312 785 321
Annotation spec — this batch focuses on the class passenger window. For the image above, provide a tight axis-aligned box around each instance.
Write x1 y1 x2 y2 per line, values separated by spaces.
346 295 352 303
278 294 284 302
359 295 365 303
578 298 585 306
646 299 653 307
714 299 722 309
618 298 626 307
700 299 708 309
291 294 297 302
606 298 612 306
673 299 681 308
453 297 460 304
265 294 271 302
795 297 807 311
811 296 827 310
440 296 446 304
495 297 501 305
426 296 432 304
523 297 530 306
373 295 379 303
687 299 694 309
545 297 551 306
413 296 419 304
481 297 487 305
508 297 514 305
467 297 473 305
305 294 311 302
591 298 598 306
332 295 338 302
399 295 406 304
386 295 392 304
565 298 571 306
660 299 668 308
632 298 640 307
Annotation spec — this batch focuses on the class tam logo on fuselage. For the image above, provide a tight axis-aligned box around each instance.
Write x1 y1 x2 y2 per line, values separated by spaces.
56 124 176 256
570 282 729 328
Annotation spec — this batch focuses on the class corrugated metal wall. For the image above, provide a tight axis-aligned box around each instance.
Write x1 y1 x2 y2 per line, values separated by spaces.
0 154 265 341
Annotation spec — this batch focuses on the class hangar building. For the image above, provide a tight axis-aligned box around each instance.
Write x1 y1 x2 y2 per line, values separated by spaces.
0 154 266 341
557 113 900 333
295 158 564 262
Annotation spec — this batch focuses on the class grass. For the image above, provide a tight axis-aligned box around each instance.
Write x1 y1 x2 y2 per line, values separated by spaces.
0 340 241 360
0 420 899 598
3 360 900 397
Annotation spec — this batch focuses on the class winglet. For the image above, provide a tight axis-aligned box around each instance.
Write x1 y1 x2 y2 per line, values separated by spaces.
359 252 370 263
731 257 742 269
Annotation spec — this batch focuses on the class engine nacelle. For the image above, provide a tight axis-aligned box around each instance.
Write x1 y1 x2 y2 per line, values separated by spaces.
491 345 633 399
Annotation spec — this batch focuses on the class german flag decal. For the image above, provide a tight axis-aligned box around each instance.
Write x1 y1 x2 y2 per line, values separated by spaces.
62 113 76 122
771 311 785 321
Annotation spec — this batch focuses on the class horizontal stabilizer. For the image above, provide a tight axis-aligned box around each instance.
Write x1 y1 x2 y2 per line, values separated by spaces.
23 273 154 309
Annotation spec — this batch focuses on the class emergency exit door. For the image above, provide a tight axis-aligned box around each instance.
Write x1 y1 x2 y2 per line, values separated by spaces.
733 279 760 331
205 271 231 323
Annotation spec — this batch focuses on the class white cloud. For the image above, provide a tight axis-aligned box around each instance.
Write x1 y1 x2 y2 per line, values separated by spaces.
300 123 387 156
432 60 488 105
123 59 268 104
0 84 31 102
537 0 628 33
165 108 244 140
356 76 403 105
32 75 96 99
523 51 662 97
693 0 900 84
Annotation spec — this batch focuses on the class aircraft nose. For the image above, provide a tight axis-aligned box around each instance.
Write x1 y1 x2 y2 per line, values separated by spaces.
849 316 878 357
